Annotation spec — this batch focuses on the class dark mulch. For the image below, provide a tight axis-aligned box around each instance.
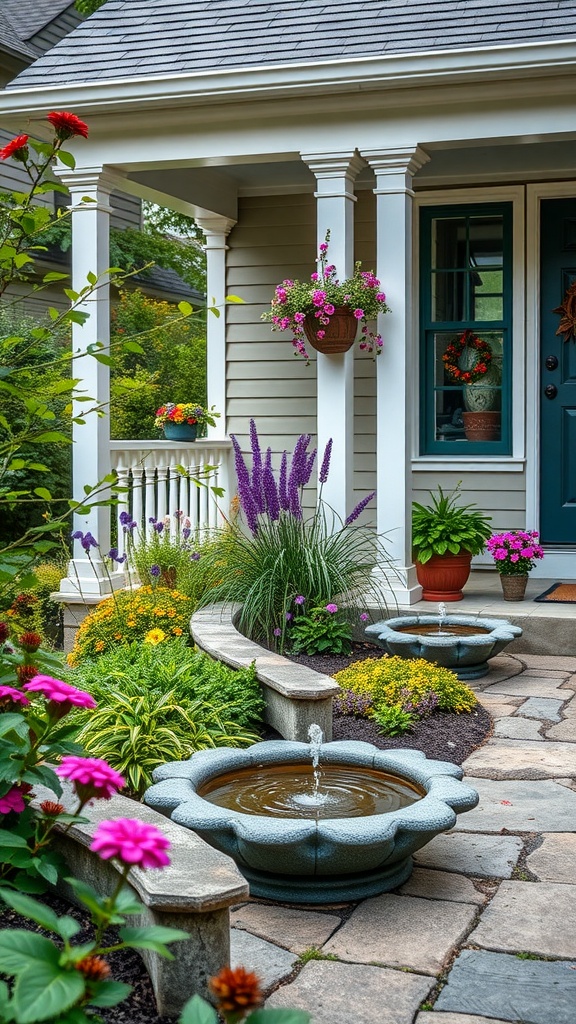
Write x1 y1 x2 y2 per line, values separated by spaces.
0 643 492 1022
286 641 493 765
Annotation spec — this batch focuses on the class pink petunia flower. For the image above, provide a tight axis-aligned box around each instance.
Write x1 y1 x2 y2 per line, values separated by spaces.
23 675 96 711
0 785 27 815
90 818 170 869
323 303 335 315
325 603 338 614
353 309 365 319
56 756 125 801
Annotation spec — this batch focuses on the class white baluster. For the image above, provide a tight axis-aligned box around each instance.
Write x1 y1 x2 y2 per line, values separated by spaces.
156 465 168 523
131 466 144 531
144 465 156 536
115 465 130 558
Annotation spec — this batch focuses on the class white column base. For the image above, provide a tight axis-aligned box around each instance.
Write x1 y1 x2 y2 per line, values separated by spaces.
371 563 423 607
57 557 127 599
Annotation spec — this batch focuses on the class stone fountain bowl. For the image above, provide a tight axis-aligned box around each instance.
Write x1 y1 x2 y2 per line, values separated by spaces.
365 615 523 680
144 740 479 904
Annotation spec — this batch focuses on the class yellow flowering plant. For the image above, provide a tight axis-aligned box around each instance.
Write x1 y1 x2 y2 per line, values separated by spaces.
68 586 192 665
334 655 477 732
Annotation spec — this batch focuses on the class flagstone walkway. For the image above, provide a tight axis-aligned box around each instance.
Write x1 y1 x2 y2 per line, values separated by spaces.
230 653 576 1024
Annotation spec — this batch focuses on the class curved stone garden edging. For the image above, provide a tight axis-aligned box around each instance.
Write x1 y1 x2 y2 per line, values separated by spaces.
190 604 339 742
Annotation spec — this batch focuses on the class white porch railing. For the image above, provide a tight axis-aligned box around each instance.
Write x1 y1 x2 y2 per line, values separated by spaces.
109 439 232 557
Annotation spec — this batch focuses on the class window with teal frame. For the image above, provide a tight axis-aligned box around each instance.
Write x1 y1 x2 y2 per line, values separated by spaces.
419 203 513 455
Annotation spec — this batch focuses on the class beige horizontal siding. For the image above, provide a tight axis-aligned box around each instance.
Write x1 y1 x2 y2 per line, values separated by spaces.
412 471 527 531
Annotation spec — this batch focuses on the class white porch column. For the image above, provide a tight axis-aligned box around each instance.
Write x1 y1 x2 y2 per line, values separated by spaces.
363 147 429 604
57 169 118 597
195 215 236 442
301 152 364 522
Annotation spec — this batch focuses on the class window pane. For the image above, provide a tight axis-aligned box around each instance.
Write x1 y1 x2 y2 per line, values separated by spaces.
432 271 466 321
468 217 503 269
472 269 503 321
432 217 467 270
431 331 503 443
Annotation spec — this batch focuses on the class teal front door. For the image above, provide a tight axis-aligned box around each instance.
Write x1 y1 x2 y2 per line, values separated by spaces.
540 198 576 543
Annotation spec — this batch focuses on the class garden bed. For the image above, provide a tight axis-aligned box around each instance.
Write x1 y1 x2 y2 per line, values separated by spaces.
284 642 492 765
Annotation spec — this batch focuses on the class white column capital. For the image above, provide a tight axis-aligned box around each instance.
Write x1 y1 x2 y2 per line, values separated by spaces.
54 166 123 203
195 214 237 247
362 146 430 195
301 151 365 197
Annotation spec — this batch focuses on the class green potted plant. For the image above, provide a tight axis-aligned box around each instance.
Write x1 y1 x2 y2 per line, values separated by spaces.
412 487 492 601
154 402 219 441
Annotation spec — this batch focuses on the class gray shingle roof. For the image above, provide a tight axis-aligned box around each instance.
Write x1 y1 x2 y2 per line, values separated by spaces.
3 0 76 43
10 0 576 88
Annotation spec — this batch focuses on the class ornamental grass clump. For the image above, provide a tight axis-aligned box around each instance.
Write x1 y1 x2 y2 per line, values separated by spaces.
200 419 395 650
68 586 192 665
334 655 477 736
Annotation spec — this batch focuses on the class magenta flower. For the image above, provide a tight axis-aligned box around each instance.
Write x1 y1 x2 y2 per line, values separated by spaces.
294 312 305 323
325 603 338 614
323 303 335 315
360 613 370 622
56 756 125 801
319 242 329 253
0 786 26 815
294 595 305 605
316 330 326 340
0 685 29 706
90 818 171 868
23 675 97 711
353 309 364 319
312 290 327 307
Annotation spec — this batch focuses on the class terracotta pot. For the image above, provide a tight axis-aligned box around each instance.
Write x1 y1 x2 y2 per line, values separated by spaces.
499 574 528 601
303 306 358 353
415 551 473 602
462 411 501 442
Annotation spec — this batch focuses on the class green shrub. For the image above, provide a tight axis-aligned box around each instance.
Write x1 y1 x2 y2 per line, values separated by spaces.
67 586 192 665
289 604 353 656
334 655 477 736
371 705 417 737
131 521 222 603
70 639 264 731
74 681 259 796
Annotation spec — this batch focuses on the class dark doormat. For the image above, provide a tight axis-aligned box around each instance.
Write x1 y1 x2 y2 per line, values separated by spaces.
534 582 576 603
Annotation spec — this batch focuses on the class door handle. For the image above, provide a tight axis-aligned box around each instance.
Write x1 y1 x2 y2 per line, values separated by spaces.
545 355 559 370
544 384 558 399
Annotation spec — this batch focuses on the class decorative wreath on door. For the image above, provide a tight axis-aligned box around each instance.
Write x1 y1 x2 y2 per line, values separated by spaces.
553 281 576 343
442 330 493 384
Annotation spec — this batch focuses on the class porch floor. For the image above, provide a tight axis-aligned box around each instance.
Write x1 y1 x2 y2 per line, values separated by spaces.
394 570 576 657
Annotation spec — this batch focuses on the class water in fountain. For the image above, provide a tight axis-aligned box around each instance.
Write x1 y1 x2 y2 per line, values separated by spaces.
199 722 424 819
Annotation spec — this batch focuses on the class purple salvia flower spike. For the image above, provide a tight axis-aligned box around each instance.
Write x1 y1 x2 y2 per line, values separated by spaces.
279 451 289 510
231 433 260 534
303 448 317 487
263 460 280 521
249 419 265 514
345 490 376 526
319 438 333 484
288 474 304 520
287 433 310 498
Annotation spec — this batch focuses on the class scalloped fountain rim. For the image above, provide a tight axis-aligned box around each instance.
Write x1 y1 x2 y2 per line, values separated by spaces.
365 614 523 679
144 740 479 903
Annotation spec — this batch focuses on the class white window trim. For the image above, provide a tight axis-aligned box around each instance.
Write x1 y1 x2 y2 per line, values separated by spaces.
412 184 525 469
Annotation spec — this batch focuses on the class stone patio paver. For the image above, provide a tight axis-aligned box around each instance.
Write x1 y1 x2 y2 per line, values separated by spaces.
481 679 571 699
398 867 486 904
230 928 297 989
266 960 432 1023
470 880 576 958
526 832 576 881
434 949 576 1024
545 718 576 741
514 654 576 671
323 893 477 975
463 738 576 779
231 903 340 953
493 716 543 740
515 696 564 721
413 832 522 878
457 777 576 831
416 1014 513 1024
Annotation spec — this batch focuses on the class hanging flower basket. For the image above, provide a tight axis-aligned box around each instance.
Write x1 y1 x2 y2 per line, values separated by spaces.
303 306 359 353
163 421 197 441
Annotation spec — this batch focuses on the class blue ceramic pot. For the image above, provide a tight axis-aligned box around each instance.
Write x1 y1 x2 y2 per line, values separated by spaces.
163 421 197 441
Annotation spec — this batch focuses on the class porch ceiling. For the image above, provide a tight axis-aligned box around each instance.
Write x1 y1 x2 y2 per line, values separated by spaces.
118 137 576 214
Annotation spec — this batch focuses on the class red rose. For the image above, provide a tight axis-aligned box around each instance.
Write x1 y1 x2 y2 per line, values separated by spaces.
0 134 29 161
47 111 89 141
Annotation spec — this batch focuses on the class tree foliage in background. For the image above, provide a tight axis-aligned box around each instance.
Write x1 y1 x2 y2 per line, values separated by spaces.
74 0 105 14
110 289 207 439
